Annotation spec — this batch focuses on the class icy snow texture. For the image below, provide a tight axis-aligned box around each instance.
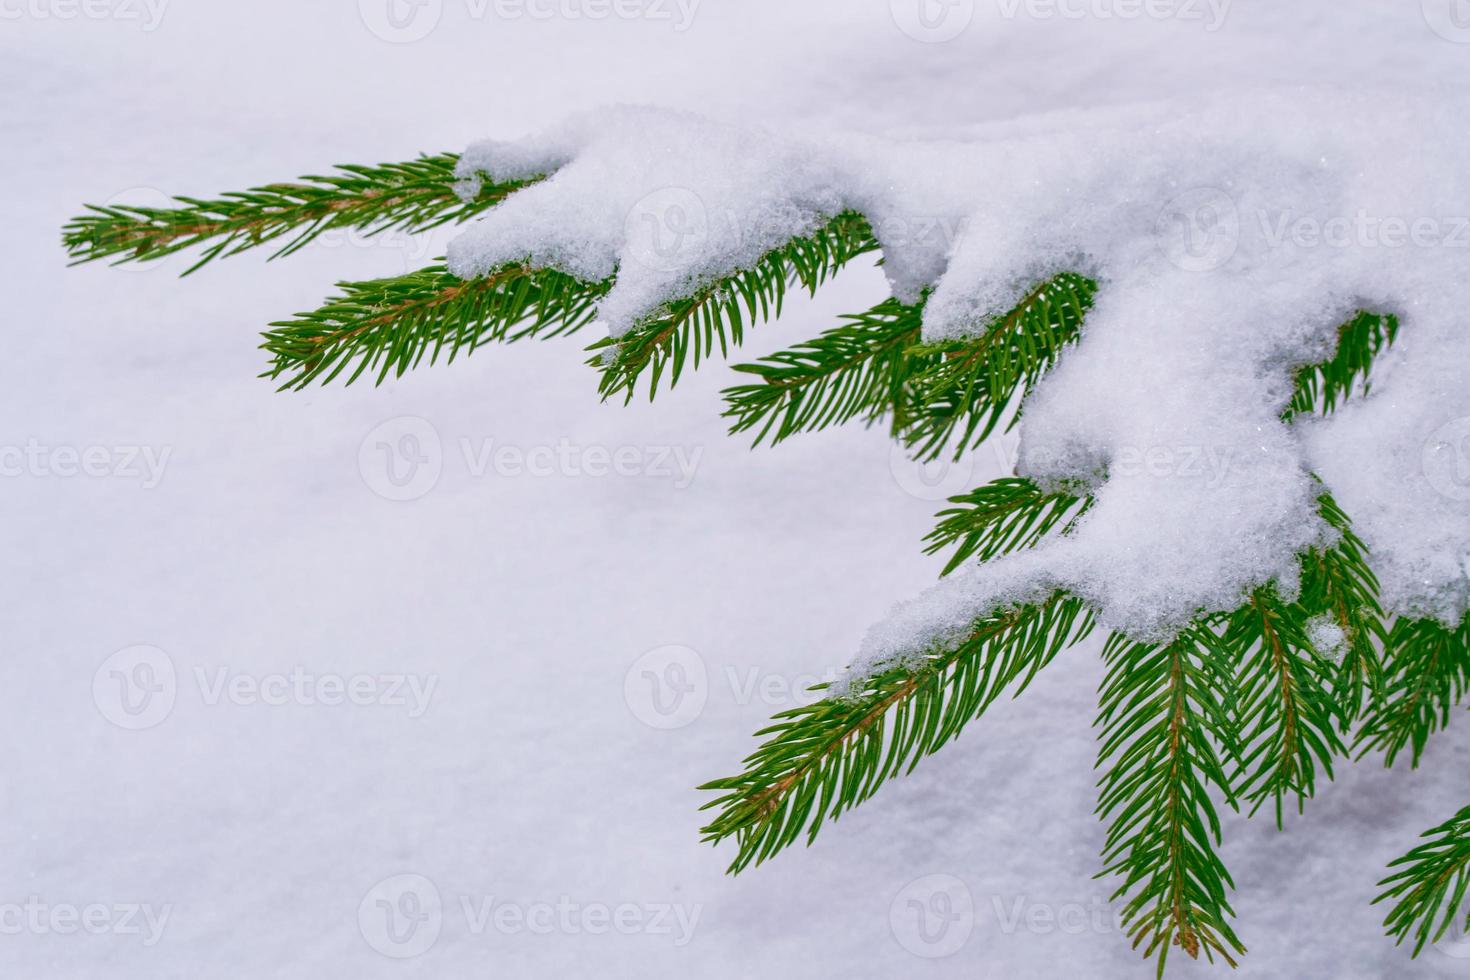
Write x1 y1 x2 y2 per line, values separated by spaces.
451 92 1470 682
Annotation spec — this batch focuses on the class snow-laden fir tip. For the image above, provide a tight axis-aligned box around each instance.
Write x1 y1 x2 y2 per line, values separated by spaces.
447 92 1470 689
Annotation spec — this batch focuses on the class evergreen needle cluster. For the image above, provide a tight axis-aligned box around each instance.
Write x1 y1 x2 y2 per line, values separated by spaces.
65 152 1470 975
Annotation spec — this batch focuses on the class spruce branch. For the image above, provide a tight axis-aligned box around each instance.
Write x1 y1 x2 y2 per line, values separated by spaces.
1222 588 1344 824
1284 311 1399 419
721 297 932 446
61 154 536 275
1356 615 1470 768
590 211 880 402
924 477 1092 575
1095 626 1245 974
262 263 605 390
1296 492 1385 722
902 274 1095 461
698 594 1094 873
1376 804 1470 957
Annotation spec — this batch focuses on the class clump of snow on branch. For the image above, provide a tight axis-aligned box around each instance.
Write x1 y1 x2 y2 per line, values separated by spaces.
448 92 1470 686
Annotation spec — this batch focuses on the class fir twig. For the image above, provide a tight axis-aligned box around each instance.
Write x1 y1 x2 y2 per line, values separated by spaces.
1095 626 1245 975
699 594 1094 873
903 274 1095 461
722 297 932 446
590 211 879 401
1284 312 1399 419
262 263 605 390
923 477 1092 575
1356 615 1470 767
1376 804 1470 957
61 154 535 275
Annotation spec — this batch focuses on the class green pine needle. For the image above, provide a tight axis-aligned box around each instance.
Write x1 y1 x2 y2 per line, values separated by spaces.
590 211 879 402
903 274 1095 461
699 594 1095 873
1356 615 1470 767
1376 804 1470 957
262 263 605 390
1095 626 1246 975
923 477 1092 575
1284 311 1399 419
61 153 534 276
722 297 932 446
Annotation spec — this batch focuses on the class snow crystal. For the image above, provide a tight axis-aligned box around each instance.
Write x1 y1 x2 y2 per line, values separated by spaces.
449 92 1470 685
1306 615 1349 663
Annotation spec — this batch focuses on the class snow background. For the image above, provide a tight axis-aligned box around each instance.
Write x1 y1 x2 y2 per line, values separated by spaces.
3 1 1468 976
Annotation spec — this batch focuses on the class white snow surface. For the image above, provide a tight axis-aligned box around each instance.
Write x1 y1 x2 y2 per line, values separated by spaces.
7 2 1470 978
449 93 1470 680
